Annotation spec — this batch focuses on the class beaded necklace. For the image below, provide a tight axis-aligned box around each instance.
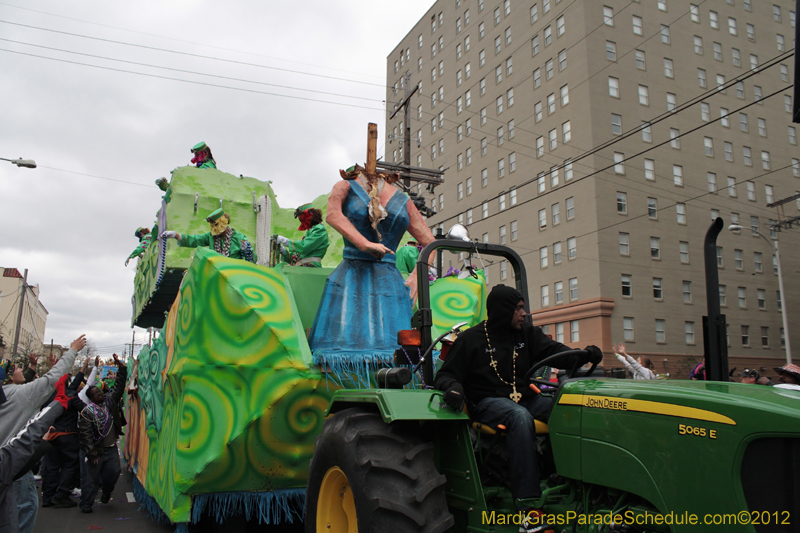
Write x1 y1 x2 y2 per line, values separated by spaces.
213 227 234 256
82 400 114 440
484 323 522 403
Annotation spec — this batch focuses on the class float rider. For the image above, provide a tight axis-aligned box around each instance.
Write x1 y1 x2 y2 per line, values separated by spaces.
161 208 256 263
125 227 152 266
190 142 216 169
395 239 421 277
276 204 330 267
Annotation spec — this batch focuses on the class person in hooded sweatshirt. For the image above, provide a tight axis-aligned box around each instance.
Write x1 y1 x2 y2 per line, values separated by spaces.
435 285 602 533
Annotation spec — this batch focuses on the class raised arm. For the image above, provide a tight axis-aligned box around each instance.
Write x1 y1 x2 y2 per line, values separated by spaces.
326 180 393 259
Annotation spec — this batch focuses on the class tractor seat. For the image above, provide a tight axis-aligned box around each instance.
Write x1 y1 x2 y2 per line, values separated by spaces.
463 404 549 435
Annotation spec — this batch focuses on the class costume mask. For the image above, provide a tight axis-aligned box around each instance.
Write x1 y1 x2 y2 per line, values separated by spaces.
191 149 208 166
209 215 229 236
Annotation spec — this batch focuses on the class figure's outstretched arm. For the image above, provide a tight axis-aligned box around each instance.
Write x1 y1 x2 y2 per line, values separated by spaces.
404 199 437 301
326 181 393 260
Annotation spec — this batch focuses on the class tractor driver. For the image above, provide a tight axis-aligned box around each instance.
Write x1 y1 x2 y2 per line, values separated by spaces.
435 284 602 533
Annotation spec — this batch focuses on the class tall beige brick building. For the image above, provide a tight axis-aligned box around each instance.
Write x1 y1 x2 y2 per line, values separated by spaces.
386 0 798 376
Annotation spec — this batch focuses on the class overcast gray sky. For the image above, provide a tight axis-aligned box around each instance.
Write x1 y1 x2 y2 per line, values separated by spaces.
0 0 435 356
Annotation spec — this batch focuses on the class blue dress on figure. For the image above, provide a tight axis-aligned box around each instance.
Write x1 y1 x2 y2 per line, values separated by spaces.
308 182 412 385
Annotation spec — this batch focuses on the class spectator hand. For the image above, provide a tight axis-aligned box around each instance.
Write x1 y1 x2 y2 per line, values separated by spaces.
71 335 87 352
584 345 603 364
443 383 466 411
54 374 70 409
43 426 57 442
113 353 126 369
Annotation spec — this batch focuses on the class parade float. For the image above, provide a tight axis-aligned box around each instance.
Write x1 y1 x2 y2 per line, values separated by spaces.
124 153 487 531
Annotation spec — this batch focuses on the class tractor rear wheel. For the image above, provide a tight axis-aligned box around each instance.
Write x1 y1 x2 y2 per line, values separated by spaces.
305 408 454 533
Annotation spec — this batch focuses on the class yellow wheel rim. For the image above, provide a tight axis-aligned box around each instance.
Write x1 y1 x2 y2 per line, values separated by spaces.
316 466 358 533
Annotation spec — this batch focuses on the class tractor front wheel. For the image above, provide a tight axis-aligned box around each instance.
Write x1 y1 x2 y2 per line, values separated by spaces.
305 408 454 533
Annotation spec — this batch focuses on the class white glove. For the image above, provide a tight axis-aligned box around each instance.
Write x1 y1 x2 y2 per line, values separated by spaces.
279 244 287 256
124 258 130 267
276 235 290 245
162 231 178 239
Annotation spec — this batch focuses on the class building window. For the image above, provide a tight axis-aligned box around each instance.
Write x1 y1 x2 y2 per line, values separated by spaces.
553 241 562 263
616 192 627 214
666 93 677 111
676 203 686 224
673 165 683 186
694 36 704 54
568 237 576 259
614 152 624 174
634 49 646 70
762 327 769 347
741 325 750 346
510 220 517 241
653 278 663 299
621 275 632 297
647 197 658 219
555 281 563 304
555 322 564 342
707 172 716 193
608 77 620 98
570 321 580 342
670 129 680 149
632 15 643 35
552 203 561 225
604 6 614 25
664 58 674 78
641 122 652 142
611 114 622 135
540 246 548 267
606 41 616 61
539 209 547 229
500 260 507 280
685 322 695 344
655 320 666 343
644 159 655 181
719 285 727 307
569 277 578 300
619 233 630 255
541 285 550 307
660 25 670 44
623 317 635 341
650 237 661 259
697 68 707 88
638 85 649 105
683 281 692 303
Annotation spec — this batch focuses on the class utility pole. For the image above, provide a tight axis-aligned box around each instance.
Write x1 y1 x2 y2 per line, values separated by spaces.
11 269 28 358
130 330 136 359
389 72 418 190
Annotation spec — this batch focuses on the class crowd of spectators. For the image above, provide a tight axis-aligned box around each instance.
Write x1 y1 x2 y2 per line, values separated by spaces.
0 337 128 533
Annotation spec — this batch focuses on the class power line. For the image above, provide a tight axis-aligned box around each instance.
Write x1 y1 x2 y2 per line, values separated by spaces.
0 1 386 82
0 37 385 103
0 20 387 88
0 48 386 111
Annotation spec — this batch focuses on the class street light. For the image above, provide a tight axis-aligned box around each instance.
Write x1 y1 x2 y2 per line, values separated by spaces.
0 157 37 168
728 224 792 365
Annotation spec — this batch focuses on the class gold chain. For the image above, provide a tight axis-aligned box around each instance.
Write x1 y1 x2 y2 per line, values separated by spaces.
484 323 522 403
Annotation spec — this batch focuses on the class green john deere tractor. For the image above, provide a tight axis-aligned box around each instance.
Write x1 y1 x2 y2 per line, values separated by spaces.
305 239 800 533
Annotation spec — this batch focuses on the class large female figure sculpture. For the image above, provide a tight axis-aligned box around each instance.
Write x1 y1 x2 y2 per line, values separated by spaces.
308 157 435 377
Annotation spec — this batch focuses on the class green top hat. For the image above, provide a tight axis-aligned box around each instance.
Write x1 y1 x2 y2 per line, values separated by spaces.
206 208 225 222
294 203 314 218
191 141 208 153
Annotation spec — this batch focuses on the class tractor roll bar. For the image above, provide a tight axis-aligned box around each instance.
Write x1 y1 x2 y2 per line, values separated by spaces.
416 239 530 385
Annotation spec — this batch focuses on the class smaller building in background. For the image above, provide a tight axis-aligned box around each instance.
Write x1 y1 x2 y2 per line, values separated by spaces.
0 267 49 360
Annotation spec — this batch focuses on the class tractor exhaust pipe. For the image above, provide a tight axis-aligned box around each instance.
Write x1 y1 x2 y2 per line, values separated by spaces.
703 217 729 381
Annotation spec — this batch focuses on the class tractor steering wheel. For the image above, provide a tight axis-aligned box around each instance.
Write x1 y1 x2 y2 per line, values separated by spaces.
523 349 596 385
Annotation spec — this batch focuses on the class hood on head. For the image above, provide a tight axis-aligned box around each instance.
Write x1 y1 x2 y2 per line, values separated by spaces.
486 284 523 332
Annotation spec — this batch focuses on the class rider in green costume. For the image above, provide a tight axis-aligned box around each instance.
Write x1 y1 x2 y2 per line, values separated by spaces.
190 142 216 169
126 227 153 266
395 239 421 277
162 208 256 263
277 204 329 267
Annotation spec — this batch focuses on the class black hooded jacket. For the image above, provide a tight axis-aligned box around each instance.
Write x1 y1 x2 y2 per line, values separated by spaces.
434 285 571 405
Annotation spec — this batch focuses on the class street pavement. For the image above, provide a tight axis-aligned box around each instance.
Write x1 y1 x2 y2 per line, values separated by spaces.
33 465 173 533
32 456 305 533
